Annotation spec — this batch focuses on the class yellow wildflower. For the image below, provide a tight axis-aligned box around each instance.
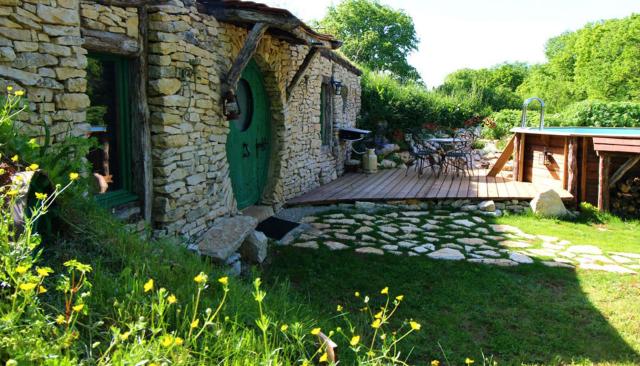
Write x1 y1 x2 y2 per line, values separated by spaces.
38 285 47 294
6 189 18 197
11 154 18 162
35 192 47 200
280 324 288 332
194 272 207 284
72 303 84 312
380 287 389 295
143 278 154 292
120 331 130 341
37 267 53 277
190 318 199 329
0 169 4 175
174 337 184 346
354 291 360 297
7 86 13 91
374 310 383 319
410 321 421 331
167 294 177 304
371 319 381 329
319 353 328 362
380 333 386 340
431 360 441 366
15 265 29 274
161 335 174 348
55 315 65 325
350 335 360 346
28 138 38 147
19 283 37 291
14 90 24 97
69 172 79 181
26 163 38 171
396 295 404 301
218 276 228 286
336 304 343 312
310 327 321 335
465 358 474 365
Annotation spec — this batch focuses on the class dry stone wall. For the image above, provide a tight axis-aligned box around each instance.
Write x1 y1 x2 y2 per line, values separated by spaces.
1 0 361 242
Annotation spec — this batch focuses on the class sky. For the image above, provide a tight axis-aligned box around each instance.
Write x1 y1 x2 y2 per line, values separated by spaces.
259 0 639 88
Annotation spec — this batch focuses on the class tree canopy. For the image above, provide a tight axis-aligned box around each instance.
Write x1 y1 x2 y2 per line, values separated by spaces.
318 0 420 82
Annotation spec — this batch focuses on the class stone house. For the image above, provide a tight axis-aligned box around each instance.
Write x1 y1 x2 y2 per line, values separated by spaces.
0 0 362 240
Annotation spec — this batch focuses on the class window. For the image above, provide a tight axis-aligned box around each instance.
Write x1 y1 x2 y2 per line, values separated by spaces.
86 53 137 207
320 83 333 146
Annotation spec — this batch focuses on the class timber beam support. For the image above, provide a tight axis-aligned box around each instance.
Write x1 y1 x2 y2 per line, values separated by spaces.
609 155 640 189
286 47 320 101
221 22 269 96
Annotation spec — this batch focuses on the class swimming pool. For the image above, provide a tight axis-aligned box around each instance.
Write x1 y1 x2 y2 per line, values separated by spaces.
511 127 640 137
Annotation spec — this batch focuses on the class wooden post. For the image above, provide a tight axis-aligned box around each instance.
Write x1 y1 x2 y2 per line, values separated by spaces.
598 153 610 211
513 133 521 181
514 133 526 181
286 47 320 101
580 137 588 202
221 22 269 96
567 137 578 198
562 137 568 189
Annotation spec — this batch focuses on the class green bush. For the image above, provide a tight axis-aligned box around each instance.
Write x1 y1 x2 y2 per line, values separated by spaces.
359 70 487 141
558 100 640 127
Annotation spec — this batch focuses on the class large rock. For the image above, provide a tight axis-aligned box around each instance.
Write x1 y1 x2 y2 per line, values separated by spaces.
240 230 268 264
198 216 258 262
530 189 568 217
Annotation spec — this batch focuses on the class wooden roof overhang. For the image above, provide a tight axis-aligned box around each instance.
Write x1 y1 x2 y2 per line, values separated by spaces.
197 0 353 114
592 137 640 211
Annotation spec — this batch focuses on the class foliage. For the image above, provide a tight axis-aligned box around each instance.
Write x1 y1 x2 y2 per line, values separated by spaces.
359 70 484 141
517 14 640 111
0 87 95 187
318 0 420 82
557 100 640 127
439 63 530 112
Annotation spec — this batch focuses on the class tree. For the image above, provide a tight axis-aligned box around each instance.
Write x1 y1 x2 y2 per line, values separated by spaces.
318 0 420 82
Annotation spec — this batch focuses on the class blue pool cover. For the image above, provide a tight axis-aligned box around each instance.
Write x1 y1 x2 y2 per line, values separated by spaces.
511 127 640 137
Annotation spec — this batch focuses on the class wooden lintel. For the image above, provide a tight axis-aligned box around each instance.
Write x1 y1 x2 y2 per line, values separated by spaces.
286 47 320 101
82 28 140 56
221 22 268 96
609 155 640 189
208 8 301 31
598 154 610 211
487 134 514 177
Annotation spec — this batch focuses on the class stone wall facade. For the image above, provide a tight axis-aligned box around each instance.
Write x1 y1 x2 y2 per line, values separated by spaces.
0 0 361 242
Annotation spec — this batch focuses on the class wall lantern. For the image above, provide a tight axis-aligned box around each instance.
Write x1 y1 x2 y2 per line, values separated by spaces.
223 91 241 120
331 78 343 95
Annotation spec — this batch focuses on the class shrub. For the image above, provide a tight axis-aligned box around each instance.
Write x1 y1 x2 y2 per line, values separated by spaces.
558 100 640 127
359 70 487 142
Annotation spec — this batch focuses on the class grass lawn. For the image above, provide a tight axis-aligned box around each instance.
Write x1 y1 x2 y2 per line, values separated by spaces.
265 211 640 366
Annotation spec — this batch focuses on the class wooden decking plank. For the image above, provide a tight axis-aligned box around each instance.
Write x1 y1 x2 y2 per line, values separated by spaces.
455 174 471 198
331 170 393 201
354 169 399 199
486 176 499 199
496 176 512 198
396 171 423 198
403 173 431 198
429 173 450 198
372 170 411 199
311 173 370 202
363 169 405 199
477 175 489 198
416 175 438 198
291 173 359 203
447 174 463 198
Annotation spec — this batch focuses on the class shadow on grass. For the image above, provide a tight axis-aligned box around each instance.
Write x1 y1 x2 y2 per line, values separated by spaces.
265 240 640 365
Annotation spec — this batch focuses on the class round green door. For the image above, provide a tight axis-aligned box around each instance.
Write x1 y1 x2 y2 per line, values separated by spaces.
226 60 271 209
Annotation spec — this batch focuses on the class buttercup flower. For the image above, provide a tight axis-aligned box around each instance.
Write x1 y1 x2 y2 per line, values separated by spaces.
38 285 47 294
350 335 360 346
336 304 343 312
431 360 441 366
69 172 79 181
280 324 288 332
35 192 47 200
72 303 84 312
11 155 18 162
319 353 328 362
167 294 177 304
7 86 13 91
6 189 18 197
396 295 404 301
120 331 130 341
144 279 154 292
194 272 207 284
15 265 29 274
354 291 360 297
374 310 383 319
26 163 38 171
174 337 184 346
465 358 475 365
190 319 199 329
14 90 24 97
161 335 174 348
55 315 65 325
218 276 228 286
380 287 389 295
19 283 37 291
310 327 321 335
371 319 381 329
410 321 421 331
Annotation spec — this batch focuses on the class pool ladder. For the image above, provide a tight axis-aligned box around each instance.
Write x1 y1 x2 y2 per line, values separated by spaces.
520 97 545 129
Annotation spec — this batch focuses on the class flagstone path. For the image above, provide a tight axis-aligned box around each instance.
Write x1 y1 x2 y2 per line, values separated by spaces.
290 208 640 274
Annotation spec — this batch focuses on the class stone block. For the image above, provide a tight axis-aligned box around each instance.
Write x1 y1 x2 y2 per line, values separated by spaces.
198 215 258 262
149 78 181 95
0 65 41 85
54 93 90 109
37 4 79 26
240 230 268 263
530 189 568 217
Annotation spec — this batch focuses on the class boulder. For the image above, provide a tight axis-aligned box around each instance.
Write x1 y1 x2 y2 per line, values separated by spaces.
240 230 268 263
478 200 496 212
530 189 568 217
198 215 258 262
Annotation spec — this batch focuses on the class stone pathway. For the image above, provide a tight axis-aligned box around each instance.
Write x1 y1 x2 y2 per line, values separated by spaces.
290 207 640 275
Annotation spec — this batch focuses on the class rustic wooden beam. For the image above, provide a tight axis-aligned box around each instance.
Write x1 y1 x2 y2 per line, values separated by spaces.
580 137 588 202
130 5 152 222
286 47 320 101
562 137 569 189
567 137 578 197
512 133 521 181
221 22 268 96
609 155 640 189
517 133 525 181
82 29 140 56
207 8 301 31
598 153 610 211
487 134 514 177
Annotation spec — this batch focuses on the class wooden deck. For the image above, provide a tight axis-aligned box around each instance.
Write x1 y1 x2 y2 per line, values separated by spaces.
286 169 573 206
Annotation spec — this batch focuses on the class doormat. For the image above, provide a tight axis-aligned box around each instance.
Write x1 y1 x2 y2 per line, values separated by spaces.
256 217 300 241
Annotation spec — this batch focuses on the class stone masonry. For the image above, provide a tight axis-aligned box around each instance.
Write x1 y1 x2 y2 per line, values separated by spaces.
0 0 362 242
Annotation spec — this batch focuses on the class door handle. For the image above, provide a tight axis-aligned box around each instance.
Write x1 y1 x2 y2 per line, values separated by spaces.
242 143 250 158
256 139 268 151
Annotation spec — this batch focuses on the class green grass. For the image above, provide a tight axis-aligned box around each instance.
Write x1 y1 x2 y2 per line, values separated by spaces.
264 211 640 366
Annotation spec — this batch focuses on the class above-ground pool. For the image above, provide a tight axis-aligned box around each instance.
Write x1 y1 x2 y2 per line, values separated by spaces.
506 126 640 212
